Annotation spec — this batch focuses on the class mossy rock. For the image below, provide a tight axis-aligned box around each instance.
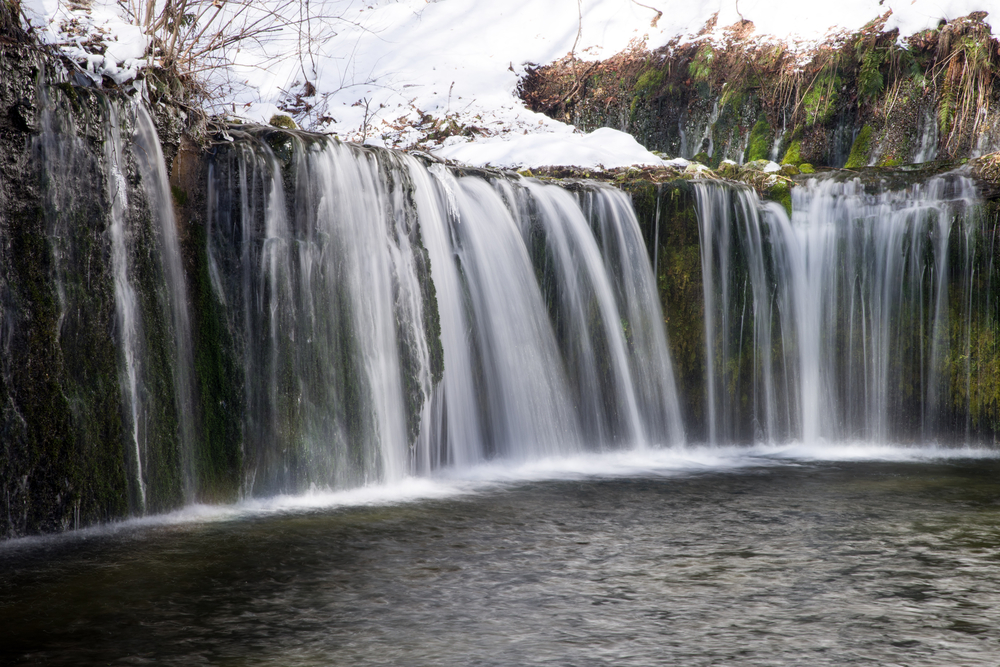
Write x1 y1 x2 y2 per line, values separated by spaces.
744 117 772 163
799 163 816 174
717 160 739 178
693 151 711 166
781 140 802 166
844 125 873 169
766 179 792 216
743 159 775 172
269 114 297 130
634 68 666 97
802 70 840 127
688 45 714 84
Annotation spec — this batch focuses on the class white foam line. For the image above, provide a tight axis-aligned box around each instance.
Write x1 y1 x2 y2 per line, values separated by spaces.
744 441 1000 462
3 443 997 550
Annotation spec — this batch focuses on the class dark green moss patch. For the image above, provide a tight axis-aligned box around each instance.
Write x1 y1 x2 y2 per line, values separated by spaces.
844 124 873 168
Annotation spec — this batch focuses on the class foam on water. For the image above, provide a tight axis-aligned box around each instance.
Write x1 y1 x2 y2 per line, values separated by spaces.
5 442 996 552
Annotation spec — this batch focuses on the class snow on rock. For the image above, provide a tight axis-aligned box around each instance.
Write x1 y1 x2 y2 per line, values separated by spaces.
435 126 665 169
15 0 1000 169
715 0 998 45
21 0 149 85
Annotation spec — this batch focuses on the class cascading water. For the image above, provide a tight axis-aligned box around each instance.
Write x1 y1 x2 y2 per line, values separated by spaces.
133 105 199 501
694 172 986 444
104 102 146 509
205 133 685 494
11 83 1000 538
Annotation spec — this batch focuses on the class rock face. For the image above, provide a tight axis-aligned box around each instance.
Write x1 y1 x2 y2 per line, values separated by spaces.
1 16 134 534
5 0 1000 539
520 13 1000 168
0 2 236 536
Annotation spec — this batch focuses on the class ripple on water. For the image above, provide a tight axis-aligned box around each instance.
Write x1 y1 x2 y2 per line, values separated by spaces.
2 454 1000 666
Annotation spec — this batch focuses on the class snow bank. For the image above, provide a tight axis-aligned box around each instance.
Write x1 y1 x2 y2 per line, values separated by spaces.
436 127 665 169
17 0 999 168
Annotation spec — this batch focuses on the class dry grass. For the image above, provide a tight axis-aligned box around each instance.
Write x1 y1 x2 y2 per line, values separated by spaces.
930 13 997 152
116 0 347 107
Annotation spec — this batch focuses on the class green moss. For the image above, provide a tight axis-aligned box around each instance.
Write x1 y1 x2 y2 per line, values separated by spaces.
719 85 746 112
5 117 132 534
844 124 873 169
170 185 188 207
799 163 815 174
619 180 708 438
717 161 739 178
781 140 802 166
802 69 841 127
54 82 81 112
634 68 665 97
766 180 792 216
693 151 711 166
268 114 297 129
745 117 772 163
688 45 714 83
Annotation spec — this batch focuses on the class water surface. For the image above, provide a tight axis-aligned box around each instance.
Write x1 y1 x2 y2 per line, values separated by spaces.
3 453 1000 665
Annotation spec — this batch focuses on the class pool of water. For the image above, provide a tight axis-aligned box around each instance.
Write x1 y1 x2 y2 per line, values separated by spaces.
3 452 1000 665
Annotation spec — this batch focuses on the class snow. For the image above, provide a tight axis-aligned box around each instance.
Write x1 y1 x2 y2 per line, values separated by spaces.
16 0 1000 169
20 0 148 85
436 126 666 169
716 0 997 44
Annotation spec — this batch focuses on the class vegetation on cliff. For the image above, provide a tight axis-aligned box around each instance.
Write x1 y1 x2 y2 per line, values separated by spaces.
520 12 1000 168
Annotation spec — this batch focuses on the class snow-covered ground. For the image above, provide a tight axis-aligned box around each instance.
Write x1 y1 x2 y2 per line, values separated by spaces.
18 0 998 168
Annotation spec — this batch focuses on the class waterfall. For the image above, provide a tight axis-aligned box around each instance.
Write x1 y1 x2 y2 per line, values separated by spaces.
204 134 685 493
105 103 146 510
693 172 983 444
9 84 1000 537
133 105 198 501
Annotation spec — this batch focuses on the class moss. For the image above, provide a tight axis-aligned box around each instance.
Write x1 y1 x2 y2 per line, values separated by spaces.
633 68 665 97
4 101 133 535
54 82 81 112
688 45 714 84
717 161 739 178
781 140 802 165
765 179 792 216
799 163 815 174
802 69 841 127
268 114 297 129
170 185 188 207
844 124 873 168
745 117 772 163
693 151 711 166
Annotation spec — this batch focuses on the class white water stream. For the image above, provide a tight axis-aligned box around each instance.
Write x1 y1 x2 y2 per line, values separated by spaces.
694 173 981 444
